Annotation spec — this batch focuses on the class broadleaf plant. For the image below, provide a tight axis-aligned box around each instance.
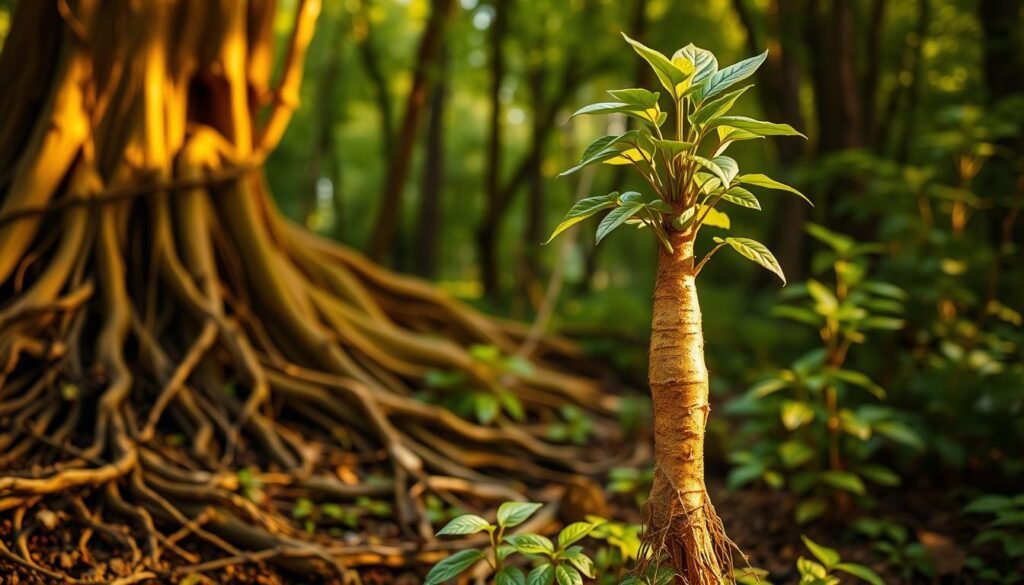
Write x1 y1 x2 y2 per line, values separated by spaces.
547 35 809 583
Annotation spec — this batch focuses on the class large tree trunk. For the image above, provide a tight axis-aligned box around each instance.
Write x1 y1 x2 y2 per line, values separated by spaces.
0 1 625 579
643 234 730 585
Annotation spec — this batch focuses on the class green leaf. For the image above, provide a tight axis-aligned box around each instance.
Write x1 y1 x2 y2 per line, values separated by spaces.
688 155 731 189
719 186 761 210
698 205 731 229
835 562 885 585
436 514 492 536
674 43 718 86
558 148 619 178
716 236 786 284
497 566 527 585
425 549 486 585
504 533 555 555
796 499 827 524
801 536 840 569
819 471 866 495
698 50 767 101
622 33 689 97
780 400 814 430
652 138 695 161
839 409 872 440
779 440 815 468
570 101 633 118
557 522 595 549
749 377 788 397
712 155 739 185
711 115 806 137
832 370 885 400
555 564 583 585
595 201 645 244
497 544 517 561
717 125 765 145
608 88 660 110
544 193 618 243
965 495 1014 514
858 464 901 486
692 85 752 126
874 421 925 451
527 563 555 585
566 553 596 578
497 502 544 528
739 173 812 205
473 392 499 424
728 462 767 489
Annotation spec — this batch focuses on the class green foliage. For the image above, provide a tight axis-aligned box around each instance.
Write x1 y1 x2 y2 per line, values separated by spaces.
725 224 922 524
290 496 392 535
420 344 531 425
851 517 935 581
547 37 807 283
428 502 603 585
963 494 1024 583
796 536 884 585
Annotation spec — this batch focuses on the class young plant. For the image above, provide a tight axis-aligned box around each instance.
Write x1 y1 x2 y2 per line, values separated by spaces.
796 536 884 585
426 501 600 585
726 224 922 524
548 35 808 582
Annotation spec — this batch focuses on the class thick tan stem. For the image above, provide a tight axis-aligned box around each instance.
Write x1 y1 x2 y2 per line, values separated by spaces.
644 234 731 585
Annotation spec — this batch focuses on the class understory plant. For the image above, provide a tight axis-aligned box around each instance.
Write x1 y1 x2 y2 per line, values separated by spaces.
426 501 600 585
963 494 1024 583
796 536 884 585
726 224 923 523
546 35 808 583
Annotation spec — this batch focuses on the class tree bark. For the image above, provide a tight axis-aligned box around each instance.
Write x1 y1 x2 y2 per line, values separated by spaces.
367 0 455 263
414 46 447 278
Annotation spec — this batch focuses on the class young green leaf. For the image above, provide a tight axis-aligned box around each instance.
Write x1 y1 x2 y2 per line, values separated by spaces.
835 563 885 585
607 88 660 110
555 564 583 585
715 236 786 284
496 502 543 528
595 201 645 244
557 522 595 549
652 138 695 161
796 499 827 524
622 33 689 97
569 101 633 118
425 549 486 585
436 514 492 536
739 173 812 205
698 50 767 101
566 553 596 578
698 206 731 229
712 155 739 185
504 533 555 555
496 566 527 585
544 193 618 243
801 536 840 569
558 148 619 178
719 186 761 210
688 155 731 189
674 43 718 86
527 563 555 585
692 85 752 126
710 115 805 137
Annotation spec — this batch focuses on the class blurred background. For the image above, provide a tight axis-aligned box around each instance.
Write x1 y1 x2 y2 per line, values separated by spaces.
2 0 1022 582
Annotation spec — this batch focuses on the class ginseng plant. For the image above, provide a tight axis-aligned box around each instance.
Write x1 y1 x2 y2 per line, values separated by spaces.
547 36 810 584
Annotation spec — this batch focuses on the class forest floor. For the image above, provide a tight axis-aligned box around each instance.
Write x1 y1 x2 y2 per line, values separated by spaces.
0 474 979 585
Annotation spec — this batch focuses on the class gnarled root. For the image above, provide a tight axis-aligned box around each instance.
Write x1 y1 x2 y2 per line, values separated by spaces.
0 0 633 581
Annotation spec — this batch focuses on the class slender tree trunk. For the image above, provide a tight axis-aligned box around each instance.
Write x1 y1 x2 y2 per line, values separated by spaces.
644 233 730 585
478 0 508 297
367 0 455 263
415 48 447 278
355 0 395 161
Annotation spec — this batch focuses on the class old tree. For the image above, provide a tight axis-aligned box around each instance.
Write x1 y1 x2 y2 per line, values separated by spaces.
0 0 625 580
